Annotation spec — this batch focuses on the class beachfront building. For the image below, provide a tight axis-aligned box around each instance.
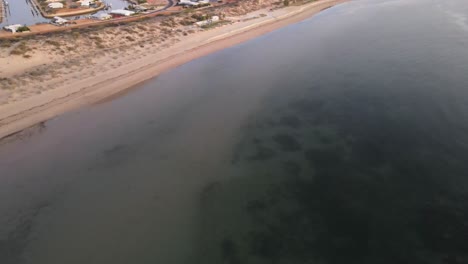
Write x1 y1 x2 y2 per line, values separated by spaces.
195 15 219 26
3 24 23 33
51 16 70 25
80 0 91 7
48 2 64 8
109 9 135 18
178 0 210 7
178 0 199 6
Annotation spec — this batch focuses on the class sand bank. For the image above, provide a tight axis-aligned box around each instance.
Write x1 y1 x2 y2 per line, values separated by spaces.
0 0 348 139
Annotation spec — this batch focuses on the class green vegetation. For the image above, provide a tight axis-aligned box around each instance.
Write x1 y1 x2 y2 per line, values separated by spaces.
16 26 31 33
191 13 211 21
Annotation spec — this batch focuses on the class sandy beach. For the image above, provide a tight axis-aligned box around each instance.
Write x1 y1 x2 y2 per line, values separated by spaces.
0 0 348 139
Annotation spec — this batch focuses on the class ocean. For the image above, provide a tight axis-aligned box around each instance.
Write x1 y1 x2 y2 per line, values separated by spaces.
1 0 468 263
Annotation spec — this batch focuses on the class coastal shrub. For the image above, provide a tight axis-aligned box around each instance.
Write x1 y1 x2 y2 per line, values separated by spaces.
191 13 207 21
0 77 13 87
28 68 47 77
45 40 61 47
16 26 31 33
71 31 81 39
125 36 135 42
179 18 193 26
136 25 147 31
160 20 172 27
10 42 31 56
0 40 11 48
121 27 137 34
89 36 102 42
160 28 172 34
283 0 289 6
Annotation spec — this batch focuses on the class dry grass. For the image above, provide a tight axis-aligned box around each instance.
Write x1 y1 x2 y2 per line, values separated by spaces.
10 42 32 56
0 40 12 48
0 77 15 90
45 40 61 47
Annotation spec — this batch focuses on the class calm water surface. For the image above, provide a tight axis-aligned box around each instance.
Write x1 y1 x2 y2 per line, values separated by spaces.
0 0 130 27
1 0 468 263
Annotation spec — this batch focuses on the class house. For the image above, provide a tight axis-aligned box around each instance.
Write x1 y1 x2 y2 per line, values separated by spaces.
3 24 23 33
52 16 69 25
195 16 219 26
98 13 112 20
109 9 135 18
48 2 64 8
80 0 91 6
178 0 199 6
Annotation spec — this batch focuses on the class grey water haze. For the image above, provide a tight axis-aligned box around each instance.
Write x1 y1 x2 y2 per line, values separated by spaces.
1 0 468 263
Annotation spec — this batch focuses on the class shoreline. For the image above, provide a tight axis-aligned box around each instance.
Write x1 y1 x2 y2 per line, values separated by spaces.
0 0 349 140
